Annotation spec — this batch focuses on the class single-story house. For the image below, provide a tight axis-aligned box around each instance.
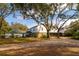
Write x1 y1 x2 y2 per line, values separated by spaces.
27 24 66 37
5 30 26 38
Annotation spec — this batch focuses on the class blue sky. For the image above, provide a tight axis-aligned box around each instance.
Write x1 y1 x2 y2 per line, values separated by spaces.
5 14 37 28
5 9 78 29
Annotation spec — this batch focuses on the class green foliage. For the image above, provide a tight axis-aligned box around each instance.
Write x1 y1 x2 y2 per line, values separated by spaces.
64 20 79 36
11 23 28 32
0 4 12 36
0 4 8 8
64 20 79 39
0 4 12 18
72 31 79 39
0 19 11 34
64 28 75 36
77 3 79 11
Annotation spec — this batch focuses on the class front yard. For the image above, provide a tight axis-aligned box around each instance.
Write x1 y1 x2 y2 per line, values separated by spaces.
0 37 79 56
0 37 40 45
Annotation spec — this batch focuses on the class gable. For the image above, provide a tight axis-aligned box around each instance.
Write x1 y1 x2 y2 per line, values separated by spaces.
29 25 47 32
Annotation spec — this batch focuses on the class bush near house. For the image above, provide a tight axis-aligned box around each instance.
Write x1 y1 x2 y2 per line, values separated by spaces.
64 30 74 36
32 33 46 38
64 30 79 39
64 20 79 39
72 31 79 39
41 35 47 38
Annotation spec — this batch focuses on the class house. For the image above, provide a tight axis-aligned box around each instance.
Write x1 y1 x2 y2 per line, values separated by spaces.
29 24 47 33
50 27 67 36
5 30 26 38
27 24 47 38
27 24 66 37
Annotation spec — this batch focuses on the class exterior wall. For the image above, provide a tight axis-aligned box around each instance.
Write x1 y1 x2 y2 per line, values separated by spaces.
14 34 23 37
29 25 47 38
33 32 47 38
37 25 47 32
5 33 23 38
5 33 12 38
29 24 67 37
30 25 47 33
37 32 47 38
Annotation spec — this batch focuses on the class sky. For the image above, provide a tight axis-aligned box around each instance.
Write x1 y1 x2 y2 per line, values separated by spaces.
5 14 37 28
5 4 78 29
5 10 78 29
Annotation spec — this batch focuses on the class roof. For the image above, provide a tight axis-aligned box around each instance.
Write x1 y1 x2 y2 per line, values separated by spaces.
29 25 38 30
10 29 25 33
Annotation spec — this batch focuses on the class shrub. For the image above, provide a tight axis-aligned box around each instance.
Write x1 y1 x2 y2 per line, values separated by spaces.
41 35 47 38
64 30 74 36
72 31 79 39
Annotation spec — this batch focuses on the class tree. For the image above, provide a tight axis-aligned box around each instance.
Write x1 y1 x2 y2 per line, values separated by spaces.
53 4 78 38
10 3 54 38
65 20 79 36
64 20 79 39
10 3 77 38
0 4 13 37
11 22 28 32
0 18 12 37
11 23 28 37
77 3 79 11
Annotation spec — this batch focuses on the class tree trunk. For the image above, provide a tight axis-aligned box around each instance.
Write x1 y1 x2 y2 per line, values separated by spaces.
22 33 25 38
3 31 5 38
47 30 50 38
57 29 60 38
11 33 14 38
0 17 3 38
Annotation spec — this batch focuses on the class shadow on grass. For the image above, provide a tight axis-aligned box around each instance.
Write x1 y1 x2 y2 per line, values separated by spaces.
0 38 38 45
0 46 79 56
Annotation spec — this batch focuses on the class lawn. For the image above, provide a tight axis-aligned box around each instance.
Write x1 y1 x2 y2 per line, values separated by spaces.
0 37 79 56
0 45 79 56
0 38 39 45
